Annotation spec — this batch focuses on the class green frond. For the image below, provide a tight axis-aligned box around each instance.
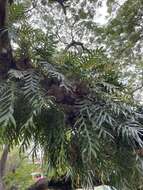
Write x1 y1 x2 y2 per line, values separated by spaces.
9 3 26 24
0 82 16 128
23 70 41 97
23 70 53 109
75 84 143 151
118 121 143 148
8 69 27 79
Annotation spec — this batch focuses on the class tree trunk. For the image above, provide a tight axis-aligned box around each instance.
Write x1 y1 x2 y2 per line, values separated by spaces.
0 2 12 188
0 145 9 190
0 0 14 79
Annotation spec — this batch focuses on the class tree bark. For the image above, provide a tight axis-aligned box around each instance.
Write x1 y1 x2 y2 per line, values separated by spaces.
0 0 14 79
0 145 9 190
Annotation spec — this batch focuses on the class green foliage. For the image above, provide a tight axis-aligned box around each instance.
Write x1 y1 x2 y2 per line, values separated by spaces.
4 149 39 190
1 0 143 189
0 51 143 189
9 3 26 25
57 49 119 84
104 0 143 59
14 24 57 63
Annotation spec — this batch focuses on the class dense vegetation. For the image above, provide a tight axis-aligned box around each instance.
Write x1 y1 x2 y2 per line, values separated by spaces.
0 0 143 189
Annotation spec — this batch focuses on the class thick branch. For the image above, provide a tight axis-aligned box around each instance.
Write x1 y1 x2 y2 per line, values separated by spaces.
0 145 9 190
65 40 91 53
131 85 143 94
55 0 69 15
0 145 9 178
0 0 8 28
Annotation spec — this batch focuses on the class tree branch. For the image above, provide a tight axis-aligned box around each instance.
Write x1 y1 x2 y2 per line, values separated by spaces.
0 144 9 178
65 40 91 53
131 85 143 94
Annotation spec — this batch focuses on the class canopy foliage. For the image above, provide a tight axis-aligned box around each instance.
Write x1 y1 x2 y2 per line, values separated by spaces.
0 0 143 189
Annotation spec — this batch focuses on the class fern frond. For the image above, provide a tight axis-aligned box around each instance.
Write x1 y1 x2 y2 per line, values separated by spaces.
8 69 27 79
20 115 36 152
0 82 16 128
118 121 143 148
76 90 143 150
23 70 53 109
